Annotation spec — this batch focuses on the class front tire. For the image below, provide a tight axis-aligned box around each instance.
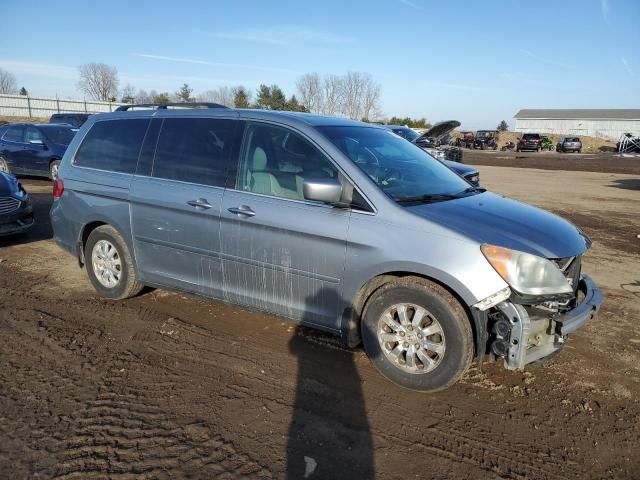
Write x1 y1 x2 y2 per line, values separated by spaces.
361 277 473 392
0 156 10 174
85 225 143 300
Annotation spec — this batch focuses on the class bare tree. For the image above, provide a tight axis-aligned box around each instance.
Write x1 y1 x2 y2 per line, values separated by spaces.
296 73 324 113
322 74 344 116
77 63 119 101
135 89 152 103
198 86 234 106
120 84 136 103
361 75 382 121
0 68 18 94
342 71 366 120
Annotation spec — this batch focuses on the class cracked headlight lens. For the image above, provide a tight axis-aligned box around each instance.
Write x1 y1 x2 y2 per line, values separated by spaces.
481 244 572 296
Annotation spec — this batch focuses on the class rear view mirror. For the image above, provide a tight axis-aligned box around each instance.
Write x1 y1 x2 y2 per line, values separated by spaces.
303 178 343 204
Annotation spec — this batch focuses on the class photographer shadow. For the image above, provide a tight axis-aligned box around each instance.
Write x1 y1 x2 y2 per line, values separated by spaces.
286 287 374 479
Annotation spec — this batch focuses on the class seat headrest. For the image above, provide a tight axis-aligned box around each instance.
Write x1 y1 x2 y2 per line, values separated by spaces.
252 147 267 170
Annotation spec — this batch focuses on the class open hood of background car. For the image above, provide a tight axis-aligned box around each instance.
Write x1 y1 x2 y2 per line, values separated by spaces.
415 120 461 143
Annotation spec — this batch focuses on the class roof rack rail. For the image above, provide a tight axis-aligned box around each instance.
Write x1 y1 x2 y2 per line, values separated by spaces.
115 102 229 111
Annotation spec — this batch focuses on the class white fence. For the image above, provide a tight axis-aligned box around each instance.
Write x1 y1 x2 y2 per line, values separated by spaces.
0 94 124 119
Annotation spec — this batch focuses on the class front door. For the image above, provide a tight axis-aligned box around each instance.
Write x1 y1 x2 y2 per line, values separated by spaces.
0 125 26 174
130 116 241 298
21 126 49 175
220 122 350 329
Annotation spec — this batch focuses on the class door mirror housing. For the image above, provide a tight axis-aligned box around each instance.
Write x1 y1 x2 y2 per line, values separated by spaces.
303 178 343 204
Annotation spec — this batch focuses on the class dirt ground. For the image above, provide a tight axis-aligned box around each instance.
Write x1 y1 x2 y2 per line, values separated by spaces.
1 157 639 479
464 149 640 175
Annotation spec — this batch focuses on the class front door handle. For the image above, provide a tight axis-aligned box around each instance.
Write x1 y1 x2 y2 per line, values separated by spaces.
187 198 212 209
228 205 256 217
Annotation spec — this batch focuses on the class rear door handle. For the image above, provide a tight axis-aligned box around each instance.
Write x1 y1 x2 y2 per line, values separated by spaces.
187 198 212 209
228 205 256 217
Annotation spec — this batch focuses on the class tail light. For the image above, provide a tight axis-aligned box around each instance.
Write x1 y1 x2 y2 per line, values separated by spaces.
53 178 64 198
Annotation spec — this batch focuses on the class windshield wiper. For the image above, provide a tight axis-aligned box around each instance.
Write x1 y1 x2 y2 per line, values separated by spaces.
395 193 461 204
461 186 486 195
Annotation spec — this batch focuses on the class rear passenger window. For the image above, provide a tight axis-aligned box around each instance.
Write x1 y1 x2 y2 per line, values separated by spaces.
152 118 238 187
74 119 149 174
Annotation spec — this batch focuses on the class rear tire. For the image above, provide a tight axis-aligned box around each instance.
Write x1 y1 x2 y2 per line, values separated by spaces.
49 159 61 180
85 225 143 300
361 277 473 392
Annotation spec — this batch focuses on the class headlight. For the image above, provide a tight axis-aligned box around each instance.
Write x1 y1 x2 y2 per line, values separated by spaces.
481 244 572 296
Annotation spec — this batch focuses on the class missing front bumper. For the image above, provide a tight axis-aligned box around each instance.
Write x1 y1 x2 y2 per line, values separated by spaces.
494 275 602 370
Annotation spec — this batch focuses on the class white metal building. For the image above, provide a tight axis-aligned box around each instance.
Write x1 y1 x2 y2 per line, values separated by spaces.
514 109 640 140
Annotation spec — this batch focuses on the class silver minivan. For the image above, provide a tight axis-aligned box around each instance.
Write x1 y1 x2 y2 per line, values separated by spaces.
50 103 602 392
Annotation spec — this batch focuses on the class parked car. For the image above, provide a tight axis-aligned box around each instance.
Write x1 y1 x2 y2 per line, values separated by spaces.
382 124 479 185
0 123 77 179
472 130 498 150
556 137 582 153
49 113 92 128
51 104 602 392
517 133 542 152
0 171 33 236
410 121 465 162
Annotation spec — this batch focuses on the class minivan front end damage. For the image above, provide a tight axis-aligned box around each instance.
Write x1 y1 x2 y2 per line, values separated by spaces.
474 267 602 370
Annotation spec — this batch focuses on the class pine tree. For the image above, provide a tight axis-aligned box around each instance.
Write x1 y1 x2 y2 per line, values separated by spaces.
19 86 28 96
269 85 287 110
233 87 250 108
497 120 509 132
176 83 193 102
153 92 170 103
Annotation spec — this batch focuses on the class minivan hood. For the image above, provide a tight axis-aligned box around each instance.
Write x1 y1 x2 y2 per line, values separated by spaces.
416 120 461 142
406 192 590 259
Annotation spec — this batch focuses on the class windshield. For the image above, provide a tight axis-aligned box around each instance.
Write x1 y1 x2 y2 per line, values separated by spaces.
41 126 77 145
319 126 472 202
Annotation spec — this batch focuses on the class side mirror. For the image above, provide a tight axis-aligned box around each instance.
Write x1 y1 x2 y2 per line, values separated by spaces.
303 178 343 204
29 139 44 145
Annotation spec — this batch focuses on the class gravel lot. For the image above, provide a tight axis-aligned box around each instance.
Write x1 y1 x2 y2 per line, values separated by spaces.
1 157 639 479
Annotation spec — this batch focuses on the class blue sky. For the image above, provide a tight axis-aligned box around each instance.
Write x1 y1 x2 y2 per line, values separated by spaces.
1 0 638 129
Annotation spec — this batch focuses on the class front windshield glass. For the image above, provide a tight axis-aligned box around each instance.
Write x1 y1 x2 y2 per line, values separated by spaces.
319 126 472 202
42 126 76 145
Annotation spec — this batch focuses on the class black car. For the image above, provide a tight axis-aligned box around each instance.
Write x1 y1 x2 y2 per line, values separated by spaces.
0 123 77 179
383 123 480 185
49 113 92 128
0 171 33 236
517 133 542 152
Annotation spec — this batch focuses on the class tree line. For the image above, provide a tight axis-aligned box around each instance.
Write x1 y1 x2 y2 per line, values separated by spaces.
1 63 444 127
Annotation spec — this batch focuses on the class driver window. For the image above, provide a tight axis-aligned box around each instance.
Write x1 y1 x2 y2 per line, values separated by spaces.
238 123 338 201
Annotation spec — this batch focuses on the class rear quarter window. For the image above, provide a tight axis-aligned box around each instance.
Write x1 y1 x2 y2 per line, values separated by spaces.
74 119 149 174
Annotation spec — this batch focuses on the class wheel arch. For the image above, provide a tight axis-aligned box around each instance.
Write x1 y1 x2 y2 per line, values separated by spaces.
77 220 108 266
342 271 477 355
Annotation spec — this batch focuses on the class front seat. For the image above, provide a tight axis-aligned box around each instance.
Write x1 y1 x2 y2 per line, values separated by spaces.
248 146 299 199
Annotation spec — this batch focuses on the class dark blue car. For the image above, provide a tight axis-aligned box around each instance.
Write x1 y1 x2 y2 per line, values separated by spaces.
0 123 77 179
0 171 33 236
